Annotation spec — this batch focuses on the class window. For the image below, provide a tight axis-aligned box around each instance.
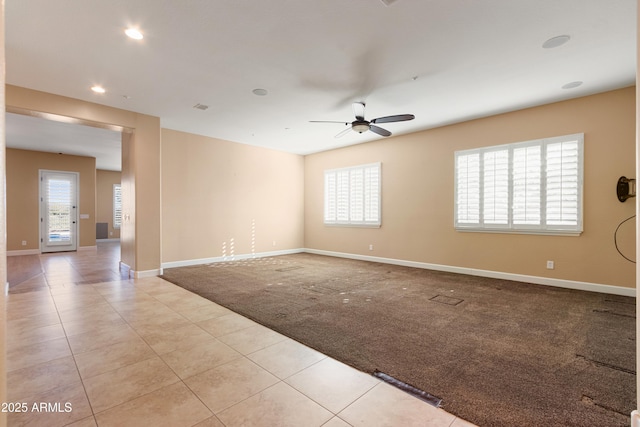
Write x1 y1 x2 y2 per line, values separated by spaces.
113 183 122 229
324 162 381 227
455 133 583 235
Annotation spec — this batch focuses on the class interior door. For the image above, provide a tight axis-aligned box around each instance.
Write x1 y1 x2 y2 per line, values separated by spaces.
40 170 78 253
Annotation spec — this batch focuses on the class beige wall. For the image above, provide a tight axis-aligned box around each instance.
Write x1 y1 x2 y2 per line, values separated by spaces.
96 169 121 239
161 129 304 263
7 148 96 251
1 2 7 423
6 85 161 274
305 87 636 288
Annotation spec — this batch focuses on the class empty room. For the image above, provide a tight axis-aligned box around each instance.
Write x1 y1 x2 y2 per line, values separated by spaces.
1 1 639 427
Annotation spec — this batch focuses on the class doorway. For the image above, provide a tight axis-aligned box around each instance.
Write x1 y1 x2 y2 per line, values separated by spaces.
39 170 79 253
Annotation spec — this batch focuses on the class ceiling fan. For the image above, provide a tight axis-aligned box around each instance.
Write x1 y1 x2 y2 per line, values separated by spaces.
311 102 415 138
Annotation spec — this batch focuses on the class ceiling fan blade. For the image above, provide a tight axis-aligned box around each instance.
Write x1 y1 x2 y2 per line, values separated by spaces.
369 125 392 137
335 126 353 138
310 120 349 124
371 114 415 124
352 102 366 121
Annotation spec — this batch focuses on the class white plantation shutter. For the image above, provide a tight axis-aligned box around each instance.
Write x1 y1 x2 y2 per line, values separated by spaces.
456 153 480 224
113 184 123 229
483 149 509 225
324 163 381 227
546 138 580 227
455 133 583 235
512 145 541 225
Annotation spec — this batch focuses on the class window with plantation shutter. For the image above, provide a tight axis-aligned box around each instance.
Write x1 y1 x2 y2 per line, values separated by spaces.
324 163 381 227
113 184 122 229
454 133 583 235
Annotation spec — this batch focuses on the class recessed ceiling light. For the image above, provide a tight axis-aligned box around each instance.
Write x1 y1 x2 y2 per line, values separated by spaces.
125 28 144 40
91 86 106 94
543 35 570 49
562 81 583 90
252 88 268 96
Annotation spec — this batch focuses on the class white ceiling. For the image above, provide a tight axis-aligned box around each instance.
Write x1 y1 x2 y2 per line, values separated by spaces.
5 0 637 169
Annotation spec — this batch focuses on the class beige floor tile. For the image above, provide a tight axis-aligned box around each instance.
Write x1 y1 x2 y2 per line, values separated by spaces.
338 382 456 427
322 417 352 427
57 301 121 324
7 337 72 372
100 287 153 303
67 322 142 355
52 291 107 311
196 312 257 337
217 381 333 427
192 416 226 427
7 381 92 427
94 382 212 427
139 322 217 354
285 357 378 414
248 338 326 379
175 302 233 323
84 356 180 413
6 299 58 320
161 337 242 379
185 357 279 413
217 324 288 355
65 416 98 427
127 312 192 336
61 316 128 338
7 322 66 348
74 336 156 379
7 356 81 401
7 310 60 335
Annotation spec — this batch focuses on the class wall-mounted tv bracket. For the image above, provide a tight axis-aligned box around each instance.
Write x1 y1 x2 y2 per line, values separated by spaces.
617 176 636 202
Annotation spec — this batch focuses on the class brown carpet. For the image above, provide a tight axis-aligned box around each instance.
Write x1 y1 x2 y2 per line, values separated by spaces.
161 253 636 427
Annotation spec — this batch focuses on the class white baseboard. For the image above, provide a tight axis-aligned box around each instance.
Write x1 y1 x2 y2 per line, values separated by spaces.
78 245 97 252
7 249 40 256
134 269 163 279
304 249 636 297
631 410 640 427
161 248 305 270
97 238 120 243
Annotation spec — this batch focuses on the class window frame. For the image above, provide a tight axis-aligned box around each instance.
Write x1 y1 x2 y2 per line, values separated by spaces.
454 133 584 236
324 162 381 228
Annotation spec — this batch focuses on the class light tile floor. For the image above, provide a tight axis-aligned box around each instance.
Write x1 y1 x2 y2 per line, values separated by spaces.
5 243 477 427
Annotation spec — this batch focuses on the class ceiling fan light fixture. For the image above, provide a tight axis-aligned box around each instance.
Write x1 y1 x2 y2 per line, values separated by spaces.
352 122 370 133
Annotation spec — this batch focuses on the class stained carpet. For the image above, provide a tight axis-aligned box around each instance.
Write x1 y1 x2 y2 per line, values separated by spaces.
161 253 636 427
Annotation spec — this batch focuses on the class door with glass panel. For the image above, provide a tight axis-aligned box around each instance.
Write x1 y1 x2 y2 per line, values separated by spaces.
39 170 78 253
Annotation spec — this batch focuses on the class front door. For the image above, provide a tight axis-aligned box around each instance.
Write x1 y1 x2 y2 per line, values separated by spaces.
40 170 78 253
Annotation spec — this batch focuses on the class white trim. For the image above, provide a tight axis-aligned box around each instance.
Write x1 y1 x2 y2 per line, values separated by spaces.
134 269 163 279
4 282 9 296
161 248 305 270
631 410 640 427
7 249 41 256
78 245 97 252
119 261 133 279
303 249 635 297
97 238 120 243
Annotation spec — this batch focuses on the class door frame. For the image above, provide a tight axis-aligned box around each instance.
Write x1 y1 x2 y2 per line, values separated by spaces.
39 169 79 253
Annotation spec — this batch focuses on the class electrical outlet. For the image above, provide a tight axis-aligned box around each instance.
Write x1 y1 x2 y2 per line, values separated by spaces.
369 244 374 251
21 240 27 246
272 240 276 247
546 260 555 270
